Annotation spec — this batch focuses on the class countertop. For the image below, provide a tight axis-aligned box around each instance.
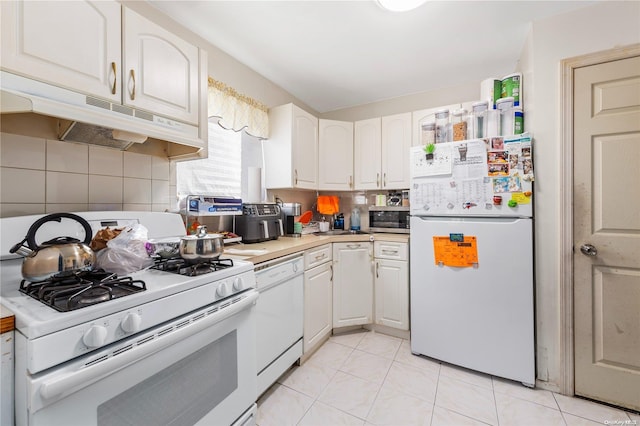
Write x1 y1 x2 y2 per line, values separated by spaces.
224 232 409 264
1 305 15 334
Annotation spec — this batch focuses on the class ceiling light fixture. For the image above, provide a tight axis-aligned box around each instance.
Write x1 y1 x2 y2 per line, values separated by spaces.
377 0 428 12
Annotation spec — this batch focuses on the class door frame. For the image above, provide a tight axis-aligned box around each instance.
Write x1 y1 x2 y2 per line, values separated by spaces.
559 43 640 397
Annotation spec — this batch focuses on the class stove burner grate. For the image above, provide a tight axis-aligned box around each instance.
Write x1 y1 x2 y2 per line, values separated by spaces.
20 269 146 312
151 257 234 277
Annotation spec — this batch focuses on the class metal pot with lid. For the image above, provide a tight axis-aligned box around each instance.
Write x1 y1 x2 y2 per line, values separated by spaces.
179 225 224 264
10 212 95 281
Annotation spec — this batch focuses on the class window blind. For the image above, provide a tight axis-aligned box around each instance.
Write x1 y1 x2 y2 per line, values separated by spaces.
176 121 242 199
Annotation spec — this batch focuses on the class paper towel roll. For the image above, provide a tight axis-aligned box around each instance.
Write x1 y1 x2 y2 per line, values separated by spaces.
247 167 262 202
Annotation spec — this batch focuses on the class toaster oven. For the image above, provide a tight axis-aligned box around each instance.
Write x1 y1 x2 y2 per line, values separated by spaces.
369 206 410 233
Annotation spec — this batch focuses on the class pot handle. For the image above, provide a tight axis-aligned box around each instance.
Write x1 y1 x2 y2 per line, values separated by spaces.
25 213 93 250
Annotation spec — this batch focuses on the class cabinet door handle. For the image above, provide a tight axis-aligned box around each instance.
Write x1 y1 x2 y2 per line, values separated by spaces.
315 253 326 260
130 69 136 100
349 175 353 188
375 261 379 278
330 264 333 281
111 62 117 95
383 173 387 187
376 173 380 188
346 244 361 249
294 169 298 185
381 249 398 255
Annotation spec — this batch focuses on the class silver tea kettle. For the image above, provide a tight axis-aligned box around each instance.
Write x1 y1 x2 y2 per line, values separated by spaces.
10 213 96 281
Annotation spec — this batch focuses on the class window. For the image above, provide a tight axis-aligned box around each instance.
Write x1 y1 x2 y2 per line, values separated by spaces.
176 120 242 200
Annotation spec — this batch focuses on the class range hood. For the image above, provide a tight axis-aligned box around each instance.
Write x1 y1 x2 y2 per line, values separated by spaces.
1 71 205 153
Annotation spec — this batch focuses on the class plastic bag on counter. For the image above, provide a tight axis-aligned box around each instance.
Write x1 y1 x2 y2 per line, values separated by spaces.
95 224 154 275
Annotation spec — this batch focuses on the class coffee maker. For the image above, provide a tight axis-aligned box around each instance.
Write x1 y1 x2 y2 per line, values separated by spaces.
281 202 302 237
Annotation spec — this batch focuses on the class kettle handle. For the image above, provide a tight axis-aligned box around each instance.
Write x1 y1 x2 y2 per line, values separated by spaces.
25 213 93 250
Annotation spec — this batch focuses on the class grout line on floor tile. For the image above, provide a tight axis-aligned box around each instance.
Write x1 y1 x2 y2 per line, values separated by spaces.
426 357 442 426
490 376 500 426
362 350 396 423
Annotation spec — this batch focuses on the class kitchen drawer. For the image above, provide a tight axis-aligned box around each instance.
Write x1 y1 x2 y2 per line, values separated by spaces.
304 244 332 270
374 241 408 261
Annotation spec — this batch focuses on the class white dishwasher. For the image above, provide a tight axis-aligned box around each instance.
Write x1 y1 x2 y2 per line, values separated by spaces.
254 253 304 397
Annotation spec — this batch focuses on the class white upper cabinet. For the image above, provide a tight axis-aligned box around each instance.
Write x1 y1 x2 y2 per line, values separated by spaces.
381 112 412 190
1 0 122 103
264 103 318 190
354 117 382 190
319 119 354 190
123 8 200 125
1 1 202 127
354 113 411 190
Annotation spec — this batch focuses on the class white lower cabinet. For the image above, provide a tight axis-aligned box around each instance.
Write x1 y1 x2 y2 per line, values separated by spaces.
303 244 333 354
333 242 373 328
1 330 13 426
374 241 409 330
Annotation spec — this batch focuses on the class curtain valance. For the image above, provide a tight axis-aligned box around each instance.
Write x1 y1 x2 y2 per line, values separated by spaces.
207 77 269 139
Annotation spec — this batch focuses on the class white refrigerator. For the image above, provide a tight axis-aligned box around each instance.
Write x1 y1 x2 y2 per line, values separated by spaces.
409 134 535 386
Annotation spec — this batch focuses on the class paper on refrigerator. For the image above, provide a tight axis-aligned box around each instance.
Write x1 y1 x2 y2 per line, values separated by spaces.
410 140 492 213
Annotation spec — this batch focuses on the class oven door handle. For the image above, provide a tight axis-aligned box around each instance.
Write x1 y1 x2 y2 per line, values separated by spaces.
39 290 259 400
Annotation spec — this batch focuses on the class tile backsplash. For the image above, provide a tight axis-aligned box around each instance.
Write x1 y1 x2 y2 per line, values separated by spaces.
0 133 175 218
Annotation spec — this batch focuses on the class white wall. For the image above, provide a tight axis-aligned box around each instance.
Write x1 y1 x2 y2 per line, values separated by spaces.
528 1 640 392
320 81 480 121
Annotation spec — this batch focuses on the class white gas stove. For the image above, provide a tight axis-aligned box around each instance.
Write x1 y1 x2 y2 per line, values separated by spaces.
0 211 258 426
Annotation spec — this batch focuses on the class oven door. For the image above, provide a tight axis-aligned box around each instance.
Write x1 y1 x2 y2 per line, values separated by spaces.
22 290 258 426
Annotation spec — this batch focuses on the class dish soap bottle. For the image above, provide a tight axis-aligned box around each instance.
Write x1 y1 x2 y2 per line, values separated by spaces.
350 207 361 232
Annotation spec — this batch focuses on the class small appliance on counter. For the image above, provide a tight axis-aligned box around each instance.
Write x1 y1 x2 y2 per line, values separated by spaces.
182 195 243 241
369 206 410 233
333 213 345 230
281 202 302 237
235 203 284 243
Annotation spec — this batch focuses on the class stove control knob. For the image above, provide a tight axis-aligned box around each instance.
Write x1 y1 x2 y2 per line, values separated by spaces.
83 325 108 348
216 282 229 298
232 277 244 291
121 313 142 334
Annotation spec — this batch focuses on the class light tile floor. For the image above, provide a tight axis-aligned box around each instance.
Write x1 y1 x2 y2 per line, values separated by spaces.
257 329 639 426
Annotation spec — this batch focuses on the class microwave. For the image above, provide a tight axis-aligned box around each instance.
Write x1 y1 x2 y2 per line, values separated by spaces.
369 206 410 233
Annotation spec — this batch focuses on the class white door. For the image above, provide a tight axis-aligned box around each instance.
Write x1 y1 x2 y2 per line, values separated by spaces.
333 242 373 328
1 0 121 102
318 119 354 190
303 262 333 353
573 55 640 411
381 112 412 189
123 7 199 124
354 118 382 190
375 258 409 330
